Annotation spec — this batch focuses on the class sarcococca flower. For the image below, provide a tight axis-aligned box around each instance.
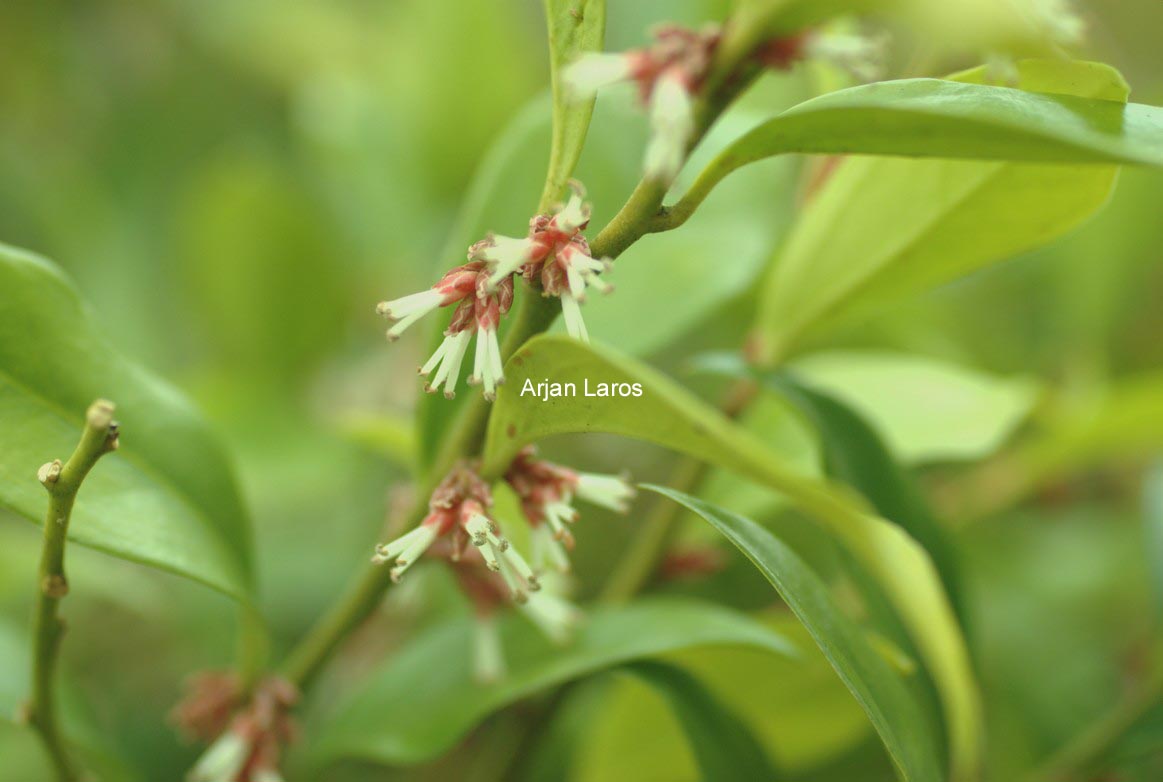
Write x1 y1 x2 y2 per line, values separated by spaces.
564 24 719 183
372 464 541 602
377 261 513 400
564 24 886 181
503 445 636 572
471 181 612 341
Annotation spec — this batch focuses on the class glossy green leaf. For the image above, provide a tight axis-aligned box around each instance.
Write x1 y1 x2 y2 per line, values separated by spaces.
763 371 968 629
308 598 795 768
678 72 1163 216
541 0 606 207
484 335 981 779
644 487 944 782
791 351 1040 464
0 244 253 599
750 60 1133 364
624 661 780 781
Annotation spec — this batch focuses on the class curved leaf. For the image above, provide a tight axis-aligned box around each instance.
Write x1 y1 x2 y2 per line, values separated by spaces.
764 372 968 631
484 335 981 779
677 71 1163 216
645 486 944 782
624 661 780 782
308 598 795 767
0 244 253 599
750 60 1135 364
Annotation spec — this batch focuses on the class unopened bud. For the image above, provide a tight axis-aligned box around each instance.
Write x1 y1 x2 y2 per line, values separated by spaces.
86 399 116 429
37 459 62 487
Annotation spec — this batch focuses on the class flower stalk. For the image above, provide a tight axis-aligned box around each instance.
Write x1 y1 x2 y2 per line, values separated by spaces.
27 399 120 782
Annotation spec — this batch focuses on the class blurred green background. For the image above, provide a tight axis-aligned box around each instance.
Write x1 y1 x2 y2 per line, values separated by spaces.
1 0 1162 780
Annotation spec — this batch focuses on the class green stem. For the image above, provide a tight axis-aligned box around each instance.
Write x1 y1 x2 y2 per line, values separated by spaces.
28 400 119 782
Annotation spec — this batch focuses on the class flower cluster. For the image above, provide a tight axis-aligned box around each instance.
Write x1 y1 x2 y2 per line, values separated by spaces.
373 456 635 680
175 675 299 782
377 183 611 399
372 463 542 601
377 261 513 400
470 182 611 341
503 445 635 573
564 24 884 182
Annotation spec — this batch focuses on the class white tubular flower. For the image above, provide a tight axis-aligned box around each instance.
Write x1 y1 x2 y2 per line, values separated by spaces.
562 52 638 99
252 770 286 782
380 261 513 401
504 446 637 575
419 329 473 400
542 499 579 544
466 512 541 602
467 304 505 402
644 68 696 183
575 472 636 513
1041 0 1086 47
376 289 446 341
559 293 589 342
386 522 442 583
549 185 593 235
188 730 249 782
531 523 572 572
520 591 583 645
803 32 887 83
558 242 612 303
473 615 506 684
475 234 541 288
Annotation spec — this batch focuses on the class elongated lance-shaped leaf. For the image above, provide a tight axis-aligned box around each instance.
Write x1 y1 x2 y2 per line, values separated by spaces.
484 335 981 780
0 243 254 600
760 371 968 631
673 71 1163 222
643 487 945 782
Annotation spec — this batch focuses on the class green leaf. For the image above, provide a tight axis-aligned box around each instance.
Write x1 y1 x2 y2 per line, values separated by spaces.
791 351 1040 464
484 335 981 779
680 71 1162 213
308 598 795 767
642 487 944 782
750 60 1135 364
0 243 253 600
541 0 607 208
624 661 780 781
762 371 968 630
